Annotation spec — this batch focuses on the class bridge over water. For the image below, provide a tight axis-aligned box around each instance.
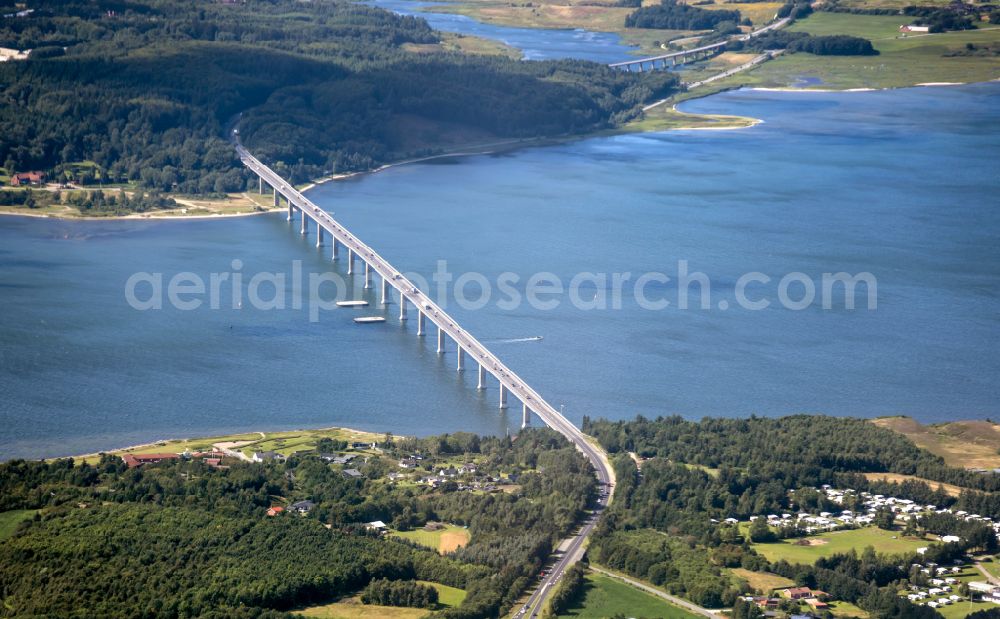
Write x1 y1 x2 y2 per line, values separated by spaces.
608 17 790 73
238 145 613 498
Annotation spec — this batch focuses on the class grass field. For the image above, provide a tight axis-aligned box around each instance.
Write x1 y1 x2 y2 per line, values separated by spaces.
298 582 465 619
723 12 1000 89
730 568 795 593
422 1 692 55
63 426 385 464
625 103 760 132
863 472 964 497
873 417 1000 470
0 188 282 219
393 524 471 554
752 527 929 564
0 510 36 541
828 601 871 618
556 572 699 618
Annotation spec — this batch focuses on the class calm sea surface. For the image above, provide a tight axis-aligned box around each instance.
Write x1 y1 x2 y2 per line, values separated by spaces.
1 83 998 459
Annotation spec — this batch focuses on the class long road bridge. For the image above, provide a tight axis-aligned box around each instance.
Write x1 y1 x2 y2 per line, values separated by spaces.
238 141 614 493
608 17 790 73
608 40 727 72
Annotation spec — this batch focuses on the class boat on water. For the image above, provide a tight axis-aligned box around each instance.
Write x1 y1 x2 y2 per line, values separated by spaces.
353 316 386 324
337 300 369 307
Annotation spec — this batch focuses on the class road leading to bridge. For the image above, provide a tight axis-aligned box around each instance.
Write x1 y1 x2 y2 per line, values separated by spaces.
237 142 615 614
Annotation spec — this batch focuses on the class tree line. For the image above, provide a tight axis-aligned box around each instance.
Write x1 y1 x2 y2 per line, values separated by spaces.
0 427 598 618
0 0 679 202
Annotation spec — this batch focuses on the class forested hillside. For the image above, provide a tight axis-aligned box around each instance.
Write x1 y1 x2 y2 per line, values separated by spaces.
0 0 678 194
584 415 1000 617
0 428 595 618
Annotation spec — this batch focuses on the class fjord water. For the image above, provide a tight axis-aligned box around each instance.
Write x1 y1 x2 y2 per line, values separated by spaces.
367 0 638 62
1 83 998 459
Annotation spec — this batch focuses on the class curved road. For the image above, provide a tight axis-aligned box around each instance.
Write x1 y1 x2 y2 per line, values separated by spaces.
236 143 615 615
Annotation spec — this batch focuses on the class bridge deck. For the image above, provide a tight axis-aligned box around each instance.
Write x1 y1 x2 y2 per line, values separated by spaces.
238 146 611 486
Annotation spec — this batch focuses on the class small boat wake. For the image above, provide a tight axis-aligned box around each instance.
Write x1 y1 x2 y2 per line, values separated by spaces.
485 336 544 344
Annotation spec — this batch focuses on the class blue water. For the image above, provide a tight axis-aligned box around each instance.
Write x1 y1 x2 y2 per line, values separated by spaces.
368 0 638 63
1 84 998 459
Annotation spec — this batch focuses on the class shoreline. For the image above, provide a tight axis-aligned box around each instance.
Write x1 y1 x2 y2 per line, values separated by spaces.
0 205 285 222
3 80 995 224
55 424 389 462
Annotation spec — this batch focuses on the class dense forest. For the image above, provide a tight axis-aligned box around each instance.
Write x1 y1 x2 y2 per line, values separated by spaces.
733 31 878 55
583 415 1000 618
0 0 677 196
0 428 596 618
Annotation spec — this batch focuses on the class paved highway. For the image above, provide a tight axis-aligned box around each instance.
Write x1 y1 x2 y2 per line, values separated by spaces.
608 17 790 70
237 143 615 613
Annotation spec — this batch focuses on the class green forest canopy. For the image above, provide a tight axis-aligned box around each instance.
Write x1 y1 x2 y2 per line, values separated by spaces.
0 428 596 618
0 0 678 194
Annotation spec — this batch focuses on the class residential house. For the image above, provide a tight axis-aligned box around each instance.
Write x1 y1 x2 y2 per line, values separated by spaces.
121 453 180 468
252 450 285 463
342 468 363 479
366 520 388 533
266 506 285 517
290 500 316 514
10 171 45 186
781 587 817 600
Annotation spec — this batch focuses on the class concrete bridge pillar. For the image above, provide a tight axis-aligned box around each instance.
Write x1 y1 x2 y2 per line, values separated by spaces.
521 402 531 429
316 225 323 247
363 262 371 289
259 176 263 194
457 346 465 372
399 294 407 321
437 326 445 354
499 384 508 409
380 277 388 305
332 239 339 261
417 311 425 336
286 200 292 221
477 363 485 390
300 212 307 235
275 190 280 209
347 249 354 275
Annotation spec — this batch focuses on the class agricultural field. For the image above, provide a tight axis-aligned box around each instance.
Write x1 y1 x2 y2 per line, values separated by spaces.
555 572 699 618
873 416 1000 470
422 0 692 55
725 12 1000 89
297 582 466 619
730 568 795 593
392 523 471 554
864 472 964 497
752 527 929 564
0 509 36 541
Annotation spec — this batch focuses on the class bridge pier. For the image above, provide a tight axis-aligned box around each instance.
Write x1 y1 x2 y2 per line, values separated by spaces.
437 327 445 354
275 190 280 209
286 200 293 221
259 176 263 194
363 262 371 289
457 346 465 371
417 311 425 336
399 294 407 321
300 212 307 235
499 384 508 409
477 363 485 390
522 402 531 429
380 277 388 305
347 249 354 275
316 224 323 247
332 238 339 261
